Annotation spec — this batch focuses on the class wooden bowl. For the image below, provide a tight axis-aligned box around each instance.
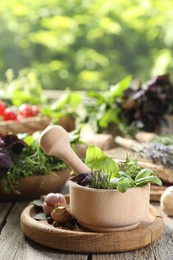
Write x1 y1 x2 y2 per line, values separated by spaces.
69 181 150 232
0 168 70 201
0 116 51 134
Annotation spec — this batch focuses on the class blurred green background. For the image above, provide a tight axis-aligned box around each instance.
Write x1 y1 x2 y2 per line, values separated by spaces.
0 0 173 90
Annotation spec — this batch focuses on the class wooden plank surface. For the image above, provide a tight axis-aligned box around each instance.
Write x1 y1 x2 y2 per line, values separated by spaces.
92 204 173 260
0 201 88 260
0 201 173 259
0 202 13 230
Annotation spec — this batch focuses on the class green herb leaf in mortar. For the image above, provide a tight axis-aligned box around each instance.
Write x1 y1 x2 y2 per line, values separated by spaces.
71 144 162 192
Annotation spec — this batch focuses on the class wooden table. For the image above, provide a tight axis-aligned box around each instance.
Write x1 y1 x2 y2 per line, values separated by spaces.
0 198 173 260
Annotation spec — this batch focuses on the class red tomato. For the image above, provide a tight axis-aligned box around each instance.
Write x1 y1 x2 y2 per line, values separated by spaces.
0 101 5 116
16 114 25 120
31 105 40 116
18 104 33 118
3 108 17 121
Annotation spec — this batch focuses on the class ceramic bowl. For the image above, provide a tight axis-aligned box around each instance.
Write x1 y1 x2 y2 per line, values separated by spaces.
69 181 150 232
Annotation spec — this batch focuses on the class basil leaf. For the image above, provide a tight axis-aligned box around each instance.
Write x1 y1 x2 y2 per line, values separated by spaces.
32 199 43 207
109 177 119 188
135 176 162 186
135 168 155 181
33 212 47 220
116 177 132 193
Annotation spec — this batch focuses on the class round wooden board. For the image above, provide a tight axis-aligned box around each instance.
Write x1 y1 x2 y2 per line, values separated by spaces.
150 185 169 202
20 204 164 253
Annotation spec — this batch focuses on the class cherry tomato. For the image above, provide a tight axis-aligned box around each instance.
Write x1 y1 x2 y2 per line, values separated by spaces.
0 101 5 116
31 105 40 116
18 104 33 118
3 108 17 121
16 114 25 120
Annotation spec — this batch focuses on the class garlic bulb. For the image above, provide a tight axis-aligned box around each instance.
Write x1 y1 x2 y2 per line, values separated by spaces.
160 186 173 216
42 193 67 215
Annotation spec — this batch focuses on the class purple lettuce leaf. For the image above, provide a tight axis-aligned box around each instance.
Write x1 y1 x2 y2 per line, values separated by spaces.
0 152 13 177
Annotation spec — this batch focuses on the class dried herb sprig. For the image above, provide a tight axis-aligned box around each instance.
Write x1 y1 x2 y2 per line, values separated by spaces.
140 142 173 169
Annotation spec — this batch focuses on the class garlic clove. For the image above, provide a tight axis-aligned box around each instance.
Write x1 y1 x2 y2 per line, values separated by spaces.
160 186 173 216
42 201 54 215
42 193 67 215
51 206 73 223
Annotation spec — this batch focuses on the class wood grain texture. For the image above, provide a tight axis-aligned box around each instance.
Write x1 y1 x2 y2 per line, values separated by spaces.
20 203 164 253
92 223 173 260
0 116 51 134
1 201 173 259
0 202 29 260
0 202 87 260
150 185 168 202
0 202 13 230
69 181 150 232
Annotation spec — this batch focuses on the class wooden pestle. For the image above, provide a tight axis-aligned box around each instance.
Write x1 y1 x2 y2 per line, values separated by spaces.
39 125 90 174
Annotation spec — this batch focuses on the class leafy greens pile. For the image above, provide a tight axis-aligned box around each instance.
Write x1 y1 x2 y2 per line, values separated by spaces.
82 74 173 136
0 134 66 193
0 69 46 106
71 145 162 192
120 74 173 132
82 76 132 135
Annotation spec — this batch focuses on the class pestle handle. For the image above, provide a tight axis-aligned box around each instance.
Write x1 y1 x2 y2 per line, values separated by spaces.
39 125 90 174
